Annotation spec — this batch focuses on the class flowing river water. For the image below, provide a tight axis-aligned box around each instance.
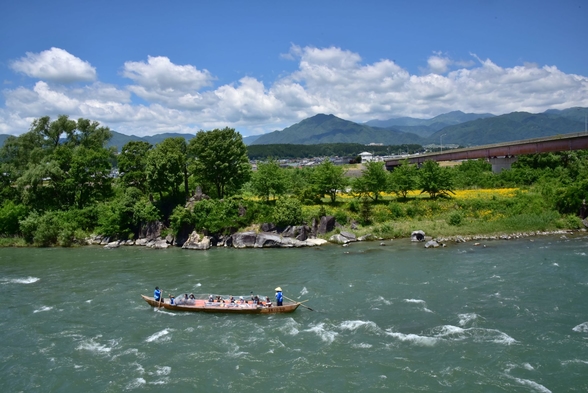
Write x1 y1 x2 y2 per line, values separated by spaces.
1 235 587 392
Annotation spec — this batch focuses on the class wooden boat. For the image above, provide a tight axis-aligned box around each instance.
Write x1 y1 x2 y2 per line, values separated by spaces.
141 295 300 314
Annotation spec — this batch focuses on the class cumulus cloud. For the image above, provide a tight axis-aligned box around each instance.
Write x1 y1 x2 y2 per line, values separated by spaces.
10 47 96 83
2 45 588 137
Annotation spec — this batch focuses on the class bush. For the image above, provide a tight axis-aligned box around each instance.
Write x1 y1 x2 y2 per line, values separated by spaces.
0 201 28 235
447 211 463 226
273 198 303 227
388 202 405 219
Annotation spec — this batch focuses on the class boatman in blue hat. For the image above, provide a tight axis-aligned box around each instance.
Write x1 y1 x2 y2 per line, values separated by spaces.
275 287 283 306
154 286 162 302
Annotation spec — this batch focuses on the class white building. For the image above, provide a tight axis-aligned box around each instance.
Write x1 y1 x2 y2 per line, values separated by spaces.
359 152 374 163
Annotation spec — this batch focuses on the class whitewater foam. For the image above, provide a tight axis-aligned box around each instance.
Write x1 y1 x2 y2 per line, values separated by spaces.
304 323 338 344
33 306 53 313
2 276 40 284
145 329 172 343
572 322 588 332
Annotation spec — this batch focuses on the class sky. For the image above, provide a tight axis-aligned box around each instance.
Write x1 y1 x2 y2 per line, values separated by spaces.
1 0 587 137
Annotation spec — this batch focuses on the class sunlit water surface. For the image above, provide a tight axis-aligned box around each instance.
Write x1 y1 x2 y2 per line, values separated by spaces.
1 235 587 392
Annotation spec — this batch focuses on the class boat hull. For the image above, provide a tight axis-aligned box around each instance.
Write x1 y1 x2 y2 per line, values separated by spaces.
141 295 300 314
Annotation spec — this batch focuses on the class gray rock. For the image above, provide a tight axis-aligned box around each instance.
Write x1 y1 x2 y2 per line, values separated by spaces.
424 240 440 248
135 238 148 246
318 216 336 234
358 234 375 241
231 231 257 248
411 230 426 242
140 221 165 240
182 231 212 250
328 234 350 244
339 231 357 241
255 232 283 248
260 223 277 232
104 241 121 249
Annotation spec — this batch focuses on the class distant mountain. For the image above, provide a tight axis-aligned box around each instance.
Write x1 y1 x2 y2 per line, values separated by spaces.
243 135 261 145
428 111 586 146
0 134 9 147
251 114 422 145
365 111 495 137
108 131 194 151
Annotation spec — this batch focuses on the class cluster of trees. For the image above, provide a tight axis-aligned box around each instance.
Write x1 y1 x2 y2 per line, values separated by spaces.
1 115 587 246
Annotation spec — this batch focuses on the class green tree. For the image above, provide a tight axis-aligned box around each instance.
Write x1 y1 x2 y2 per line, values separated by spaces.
146 138 189 199
118 141 153 193
189 128 251 199
417 160 455 199
352 161 388 202
272 198 303 227
389 159 417 198
311 160 348 203
251 159 287 202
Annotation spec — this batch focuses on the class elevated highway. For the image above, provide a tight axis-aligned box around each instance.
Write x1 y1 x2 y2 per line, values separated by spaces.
385 132 588 173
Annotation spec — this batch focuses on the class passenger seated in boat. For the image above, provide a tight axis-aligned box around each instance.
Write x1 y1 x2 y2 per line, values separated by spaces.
253 295 260 305
208 295 214 303
169 294 176 305
230 296 235 305
189 293 196 300
238 296 245 304
265 296 272 307
187 293 195 305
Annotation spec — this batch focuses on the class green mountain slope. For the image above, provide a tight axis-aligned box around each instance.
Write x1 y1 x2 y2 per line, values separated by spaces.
428 112 586 146
366 111 495 137
107 131 194 151
251 114 422 145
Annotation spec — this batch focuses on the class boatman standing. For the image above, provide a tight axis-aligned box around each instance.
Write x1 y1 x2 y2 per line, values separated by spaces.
154 286 162 302
275 287 283 306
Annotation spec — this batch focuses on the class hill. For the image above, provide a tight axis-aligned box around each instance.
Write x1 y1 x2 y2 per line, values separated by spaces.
251 114 422 145
107 131 194 151
365 111 495 137
428 111 586 146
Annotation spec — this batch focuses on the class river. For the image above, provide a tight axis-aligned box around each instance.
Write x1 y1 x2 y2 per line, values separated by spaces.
0 235 587 392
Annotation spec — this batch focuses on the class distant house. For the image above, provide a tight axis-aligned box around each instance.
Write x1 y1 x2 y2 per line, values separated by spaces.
359 152 374 163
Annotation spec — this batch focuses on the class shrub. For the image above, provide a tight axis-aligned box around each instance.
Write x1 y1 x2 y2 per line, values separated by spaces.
388 202 405 219
273 198 303 227
447 211 463 226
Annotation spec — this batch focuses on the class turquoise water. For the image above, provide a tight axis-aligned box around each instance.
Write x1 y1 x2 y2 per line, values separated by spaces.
1 235 587 392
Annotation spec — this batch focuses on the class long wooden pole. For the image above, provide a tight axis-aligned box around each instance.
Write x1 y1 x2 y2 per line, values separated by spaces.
284 295 315 311
158 289 163 309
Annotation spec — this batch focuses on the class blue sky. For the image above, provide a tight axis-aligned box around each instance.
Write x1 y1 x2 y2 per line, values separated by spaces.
1 0 587 137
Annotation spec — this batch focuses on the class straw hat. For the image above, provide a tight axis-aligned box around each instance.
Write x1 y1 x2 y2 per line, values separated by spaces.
275 287 282 292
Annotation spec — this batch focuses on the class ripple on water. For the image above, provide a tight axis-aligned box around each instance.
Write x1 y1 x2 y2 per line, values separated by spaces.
303 323 338 344
1 276 40 284
145 329 172 343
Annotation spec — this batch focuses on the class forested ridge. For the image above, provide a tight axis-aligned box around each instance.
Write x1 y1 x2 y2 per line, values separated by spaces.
1 115 587 247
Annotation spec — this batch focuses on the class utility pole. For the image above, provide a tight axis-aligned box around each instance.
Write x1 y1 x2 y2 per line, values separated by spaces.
440 134 446 152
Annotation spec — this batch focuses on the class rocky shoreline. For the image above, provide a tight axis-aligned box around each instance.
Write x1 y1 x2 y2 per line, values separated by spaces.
89 220 585 250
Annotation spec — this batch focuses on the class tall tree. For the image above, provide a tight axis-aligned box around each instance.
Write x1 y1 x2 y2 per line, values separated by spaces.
311 159 348 203
145 138 188 199
250 159 287 202
389 159 417 198
352 161 388 202
418 160 455 198
188 128 251 199
118 141 153 193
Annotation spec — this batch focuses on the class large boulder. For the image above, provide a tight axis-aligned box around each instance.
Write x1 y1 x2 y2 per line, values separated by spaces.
260 223 277 232
281 225 311 241
339 231 357 242
140 221 165 240
411 230 426 242
318 216 336 234
329 234 350 244
182 231 212 250
231 231 258 248
255 232 283 248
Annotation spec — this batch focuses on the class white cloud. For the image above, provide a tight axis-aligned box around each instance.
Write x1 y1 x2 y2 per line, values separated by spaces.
2 46 588 137
10 47 96 83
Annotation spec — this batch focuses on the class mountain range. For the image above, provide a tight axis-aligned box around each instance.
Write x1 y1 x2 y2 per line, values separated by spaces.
251 107 588 147
1 108 586 151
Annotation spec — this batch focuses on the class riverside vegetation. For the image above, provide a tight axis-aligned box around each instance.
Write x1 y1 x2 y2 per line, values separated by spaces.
1 115 587 247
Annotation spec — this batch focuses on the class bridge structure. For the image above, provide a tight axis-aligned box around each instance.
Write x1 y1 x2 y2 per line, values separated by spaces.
384 132 588 173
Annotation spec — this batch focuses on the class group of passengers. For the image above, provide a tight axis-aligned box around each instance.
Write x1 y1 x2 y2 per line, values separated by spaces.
154 286 283 308
206 293 272 308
